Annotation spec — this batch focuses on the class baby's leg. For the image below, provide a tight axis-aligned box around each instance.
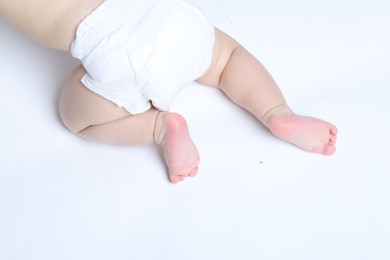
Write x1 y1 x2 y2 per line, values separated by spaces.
198 29 337 155
60 65 199 184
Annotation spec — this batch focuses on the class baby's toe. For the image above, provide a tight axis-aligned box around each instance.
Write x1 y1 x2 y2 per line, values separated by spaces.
169 175 180 184
169 173 189 184
330 135 337 145
189 167 199 177
330 125 338 135
323 144 336 156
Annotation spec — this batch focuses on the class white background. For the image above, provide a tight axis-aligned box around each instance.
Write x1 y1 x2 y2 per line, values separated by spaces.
1 0 390 259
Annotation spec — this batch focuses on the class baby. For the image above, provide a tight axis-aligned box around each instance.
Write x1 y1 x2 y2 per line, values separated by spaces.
1 0 338 184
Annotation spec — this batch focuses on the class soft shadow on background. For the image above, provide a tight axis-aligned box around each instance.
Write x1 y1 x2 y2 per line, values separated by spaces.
1 1 389 259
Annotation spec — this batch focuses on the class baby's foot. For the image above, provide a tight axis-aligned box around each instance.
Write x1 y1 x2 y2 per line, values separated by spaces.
156 113 200 184
268 114 338 155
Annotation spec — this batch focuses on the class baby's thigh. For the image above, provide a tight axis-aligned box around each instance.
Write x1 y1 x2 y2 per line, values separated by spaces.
59 65 131 133
197 28 240 87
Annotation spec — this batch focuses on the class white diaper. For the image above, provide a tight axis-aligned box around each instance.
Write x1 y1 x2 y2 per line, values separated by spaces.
71 0 215 114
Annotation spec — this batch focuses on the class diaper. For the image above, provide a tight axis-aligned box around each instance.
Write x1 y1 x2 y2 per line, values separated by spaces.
71 0 215 114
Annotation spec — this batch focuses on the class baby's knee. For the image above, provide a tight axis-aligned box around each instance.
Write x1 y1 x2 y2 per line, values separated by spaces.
59 97 83 135
59 103 81 134
59 65 89 134
59 65 134 135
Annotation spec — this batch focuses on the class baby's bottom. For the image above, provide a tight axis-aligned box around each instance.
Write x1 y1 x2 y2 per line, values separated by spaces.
59 29 337 184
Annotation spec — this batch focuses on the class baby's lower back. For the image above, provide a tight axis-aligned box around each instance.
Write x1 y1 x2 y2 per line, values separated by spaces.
0 0 103 51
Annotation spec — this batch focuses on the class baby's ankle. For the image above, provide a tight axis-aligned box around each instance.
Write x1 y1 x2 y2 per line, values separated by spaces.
153 112 188 146
153 111 169 145
261 104 293 127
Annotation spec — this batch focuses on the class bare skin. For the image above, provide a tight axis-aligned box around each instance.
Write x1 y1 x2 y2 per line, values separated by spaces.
1 1 337 183
0 0 103 51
